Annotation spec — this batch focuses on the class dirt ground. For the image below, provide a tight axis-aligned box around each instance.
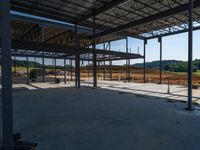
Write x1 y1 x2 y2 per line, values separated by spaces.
80 66 200 86
10 66 200 86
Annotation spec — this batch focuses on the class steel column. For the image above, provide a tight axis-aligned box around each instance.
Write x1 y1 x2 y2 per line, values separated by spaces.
187 0 193 110
14 56 16 73
76 25 80 88
126 37 130 82
64 58 67 84
77 48 80 88
97 62 100 79
34 53 36 70
26 56 29 84
42 53 45 82
109 41 112 80
75 24 80 88
158 37 162 84
0 0 14 149
126 37 128 80
70 59 73 81
87 53 90 80
144 39 147 83
54 58 57 81
75 61 77 86
93 15 97 87
103 42 106 80
42 23 45 82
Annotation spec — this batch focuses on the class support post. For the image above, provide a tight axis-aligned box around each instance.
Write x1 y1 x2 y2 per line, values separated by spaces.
126 37 128 80
64 58 67 84
42 53 45 82
187 0 193 110
42 55 45 82
93 15 97 87
128 59 130 82
34 53 36 70
75 24 78 87
14 56 16 73
26 56 29 84
75 24 80 88
158 36 162 84
87 53 90 80
77 44 80 88
70 59 72 81
0 0 14 149
103 42 106 80
126 37 130 82
75 59 77 87
109 41 112 80
54 58 57 81
97 62 100 80
144 39 147 83
42 23 45 82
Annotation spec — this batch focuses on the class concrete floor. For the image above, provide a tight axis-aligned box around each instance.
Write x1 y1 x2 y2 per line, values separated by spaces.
1 84 200 150
9 80 200 105
82 80 200 104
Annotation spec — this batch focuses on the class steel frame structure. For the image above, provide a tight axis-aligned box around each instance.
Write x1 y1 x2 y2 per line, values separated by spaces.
0 0 199 149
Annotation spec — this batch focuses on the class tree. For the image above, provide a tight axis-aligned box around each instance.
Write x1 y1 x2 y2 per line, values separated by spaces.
164 64 170 71
29 70 37 81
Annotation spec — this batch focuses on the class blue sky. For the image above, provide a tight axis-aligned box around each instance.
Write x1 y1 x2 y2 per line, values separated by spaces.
96 30 200 65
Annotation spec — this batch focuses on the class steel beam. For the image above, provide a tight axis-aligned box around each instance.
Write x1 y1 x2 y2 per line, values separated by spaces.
76 0 127 23
11 1 144 41
92 0 200 39
97 62 100 80
143 39 147 83
126 37 131 82
77 38 80 88
26 56 29 84
1 40 143 60
54 58 57 81
75 24 78 87
158 37 162 84
126 37 128 80
34 53 37 69
109 41 112 80
10 53 57 59
20 24 41 41
70 60 73 81
103 42 106 80
75 24 80 88
14 55 16 73
187 0 193 110
11 13 92 33
42 23 45 82
42 52 45 82
146 26 200 40
93 15 97 87
0 0 14 149
64 58 67 84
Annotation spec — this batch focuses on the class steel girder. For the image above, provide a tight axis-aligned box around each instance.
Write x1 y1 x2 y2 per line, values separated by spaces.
92 0 200 39
76 0 127 24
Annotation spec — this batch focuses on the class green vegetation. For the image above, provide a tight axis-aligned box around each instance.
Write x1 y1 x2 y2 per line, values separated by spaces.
134 59 200 73
8 59 73 70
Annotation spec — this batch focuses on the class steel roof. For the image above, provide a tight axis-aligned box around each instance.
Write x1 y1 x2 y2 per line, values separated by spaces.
11 0 200 40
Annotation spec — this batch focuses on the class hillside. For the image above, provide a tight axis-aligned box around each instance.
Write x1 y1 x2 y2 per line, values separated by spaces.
8 59 71 69
133 60 183 68
133 59 200 72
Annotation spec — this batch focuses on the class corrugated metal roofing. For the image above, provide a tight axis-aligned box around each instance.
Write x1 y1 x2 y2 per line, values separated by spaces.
11 0 200 39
